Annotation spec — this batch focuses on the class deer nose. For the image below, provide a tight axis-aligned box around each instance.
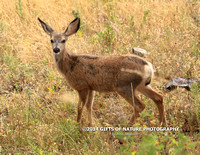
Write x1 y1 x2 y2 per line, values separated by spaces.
53 48 60 53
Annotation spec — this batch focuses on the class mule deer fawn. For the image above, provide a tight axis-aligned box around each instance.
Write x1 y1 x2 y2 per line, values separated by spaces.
38 17 167 126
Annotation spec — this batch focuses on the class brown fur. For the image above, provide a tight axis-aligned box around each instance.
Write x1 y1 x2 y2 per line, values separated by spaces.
38 17 167 126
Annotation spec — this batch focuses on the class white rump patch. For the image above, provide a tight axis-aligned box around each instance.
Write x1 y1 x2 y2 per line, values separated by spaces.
144 62 154 79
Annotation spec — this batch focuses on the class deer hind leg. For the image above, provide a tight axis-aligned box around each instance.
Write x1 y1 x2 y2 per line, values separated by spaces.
116 86 145 125
77 89 89 123
134 94 146 116
86 90 95 126
138 86 167 126
130 95 146 125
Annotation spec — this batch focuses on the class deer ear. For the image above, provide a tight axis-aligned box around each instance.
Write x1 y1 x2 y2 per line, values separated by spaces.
64 18 80 37
38 17 54 35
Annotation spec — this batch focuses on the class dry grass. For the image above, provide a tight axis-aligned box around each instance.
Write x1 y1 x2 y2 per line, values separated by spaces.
0 0 200 154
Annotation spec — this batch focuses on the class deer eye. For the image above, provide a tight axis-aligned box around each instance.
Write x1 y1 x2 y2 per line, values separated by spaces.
50 39 54 43
61 40 66 43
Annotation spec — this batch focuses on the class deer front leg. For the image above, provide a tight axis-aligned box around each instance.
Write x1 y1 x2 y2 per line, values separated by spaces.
86 90 95 126
77 89 89 124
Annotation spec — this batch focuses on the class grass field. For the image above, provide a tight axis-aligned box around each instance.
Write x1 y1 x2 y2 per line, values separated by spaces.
0 0 200 154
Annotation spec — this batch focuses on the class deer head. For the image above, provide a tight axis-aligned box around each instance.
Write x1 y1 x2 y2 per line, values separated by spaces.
38 17 80 55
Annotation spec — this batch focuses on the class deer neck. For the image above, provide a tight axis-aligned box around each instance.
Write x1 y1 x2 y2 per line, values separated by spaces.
53 49 71 75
